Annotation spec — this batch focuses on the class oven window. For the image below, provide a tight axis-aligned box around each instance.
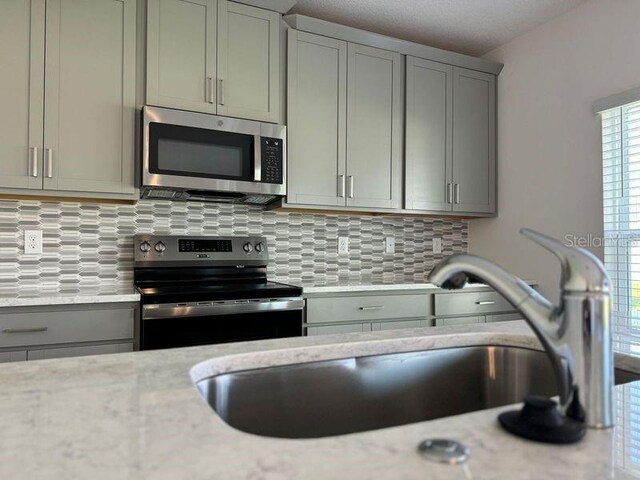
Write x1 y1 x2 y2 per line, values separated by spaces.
149 122 254 181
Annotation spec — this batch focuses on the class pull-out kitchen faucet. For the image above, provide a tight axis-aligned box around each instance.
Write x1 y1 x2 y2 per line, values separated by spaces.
429 228 613 428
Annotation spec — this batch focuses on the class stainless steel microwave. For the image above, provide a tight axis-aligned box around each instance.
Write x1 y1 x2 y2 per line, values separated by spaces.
141 106 286 205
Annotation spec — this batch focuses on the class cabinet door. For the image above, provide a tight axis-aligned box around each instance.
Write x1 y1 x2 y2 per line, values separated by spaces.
346 44 402 209
371 320 422 331
147 0 217 113
0 350 27 363
43 0 136 194
0 0 45 190
306 323 371 336
217 0 280 122
435 316 484 327
452 67 496 213
27 342 133 361
405 57 452 211
287 30 347 206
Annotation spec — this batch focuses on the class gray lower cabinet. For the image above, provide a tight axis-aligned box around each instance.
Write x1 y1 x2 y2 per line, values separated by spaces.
435 316 484 327
147 0 281 122
27 342 133 361
405 60 496 215
371 319 425 331
307 323 371 336
0 0 137 199
0 303 136 363
286 30 402 210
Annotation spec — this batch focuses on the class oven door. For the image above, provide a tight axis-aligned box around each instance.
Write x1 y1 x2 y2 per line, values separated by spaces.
140 298 304 350
142 106 286 196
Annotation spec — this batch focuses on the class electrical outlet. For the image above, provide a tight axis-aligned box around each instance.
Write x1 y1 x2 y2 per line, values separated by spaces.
384 237 395 254
24 230 43 255
338 237 349 255
432 237 442 254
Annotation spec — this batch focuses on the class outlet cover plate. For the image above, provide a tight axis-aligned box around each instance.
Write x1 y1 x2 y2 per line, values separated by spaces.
24 230 43 255
338 237 349 255
433 238 442 254
384 237 395 254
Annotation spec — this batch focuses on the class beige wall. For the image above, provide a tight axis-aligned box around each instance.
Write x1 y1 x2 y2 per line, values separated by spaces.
469 0 640 300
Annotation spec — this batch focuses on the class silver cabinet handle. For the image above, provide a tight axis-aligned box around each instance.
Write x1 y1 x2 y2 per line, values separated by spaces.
207 77 215 104
253 134 261 181
29 147 38 177
446 183 453 204
347 175 354 198
45 148 53 178
217 79 225 105
454 183 460 204
338 174 346 197
2 327 48 334
359 306 384 311
476 301 495 305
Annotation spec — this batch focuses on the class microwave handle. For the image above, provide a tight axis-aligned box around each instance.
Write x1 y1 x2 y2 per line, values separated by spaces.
254 135 262 181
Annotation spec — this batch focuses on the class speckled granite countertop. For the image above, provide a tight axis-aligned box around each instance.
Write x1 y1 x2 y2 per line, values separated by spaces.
0 287 140 308
0 321 638 479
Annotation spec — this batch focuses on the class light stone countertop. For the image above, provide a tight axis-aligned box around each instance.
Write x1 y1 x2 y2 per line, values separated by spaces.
0 321 638 479
0 287 140 308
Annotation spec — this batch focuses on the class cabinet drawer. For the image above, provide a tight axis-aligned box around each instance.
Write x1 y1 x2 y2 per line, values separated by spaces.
434 291 513 316
486 312 522 323
435 316 484 327
306 294 427 324
306 323 371 336
0 307 134 349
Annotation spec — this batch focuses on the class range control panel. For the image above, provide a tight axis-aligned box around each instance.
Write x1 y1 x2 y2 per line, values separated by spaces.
134 235 268 265
260 137 283 184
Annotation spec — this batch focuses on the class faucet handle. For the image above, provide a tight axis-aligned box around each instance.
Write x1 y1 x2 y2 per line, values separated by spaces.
521 228 611 293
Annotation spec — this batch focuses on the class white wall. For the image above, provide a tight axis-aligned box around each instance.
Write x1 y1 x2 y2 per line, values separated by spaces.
469 0 640 300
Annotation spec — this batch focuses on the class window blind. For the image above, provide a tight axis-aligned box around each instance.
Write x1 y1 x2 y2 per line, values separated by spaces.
601 100 640 355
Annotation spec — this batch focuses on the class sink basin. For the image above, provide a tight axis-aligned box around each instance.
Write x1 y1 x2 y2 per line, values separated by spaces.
196 346 640 438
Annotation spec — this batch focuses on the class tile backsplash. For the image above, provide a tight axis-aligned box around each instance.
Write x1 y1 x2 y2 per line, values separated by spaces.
0 199 467 294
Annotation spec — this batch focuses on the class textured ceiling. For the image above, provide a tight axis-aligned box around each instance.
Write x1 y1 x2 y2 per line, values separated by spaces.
289 0 588 56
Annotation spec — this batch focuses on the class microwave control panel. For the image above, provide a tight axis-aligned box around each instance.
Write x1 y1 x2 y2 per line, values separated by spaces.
261 137 283 184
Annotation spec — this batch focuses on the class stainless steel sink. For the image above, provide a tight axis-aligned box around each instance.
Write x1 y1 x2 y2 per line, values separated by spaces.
196 346 640 439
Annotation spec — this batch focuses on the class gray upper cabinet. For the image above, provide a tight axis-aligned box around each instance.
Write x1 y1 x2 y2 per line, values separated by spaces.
217 0 280 122
0 0 45 190
404 57 452 211
286 34 402 210
0 0 136 199
346 44 402 209
43 0 136 194
147 0 281 123
286 30 347 206
452 67 496 213
405 63 495 214
146 0 217 114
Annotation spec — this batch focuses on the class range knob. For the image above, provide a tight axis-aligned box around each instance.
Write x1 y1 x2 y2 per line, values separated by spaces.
255 242 264 253
154 241 166 253
243 242 253 253
139 241 151 253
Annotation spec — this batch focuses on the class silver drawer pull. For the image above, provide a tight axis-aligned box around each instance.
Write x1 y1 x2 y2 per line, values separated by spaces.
2 327 48 334
359 306 384 311
475 301 495 305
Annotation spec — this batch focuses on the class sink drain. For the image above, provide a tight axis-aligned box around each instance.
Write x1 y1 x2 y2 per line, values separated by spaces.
417 439 470 464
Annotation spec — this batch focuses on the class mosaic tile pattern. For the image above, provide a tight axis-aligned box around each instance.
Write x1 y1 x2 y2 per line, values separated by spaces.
0 199 467 294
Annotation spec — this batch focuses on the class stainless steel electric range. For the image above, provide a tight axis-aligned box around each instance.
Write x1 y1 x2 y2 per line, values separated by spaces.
134 235 303 351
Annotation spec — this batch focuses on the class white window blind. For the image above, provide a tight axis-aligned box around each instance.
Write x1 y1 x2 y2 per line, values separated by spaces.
601 100 640 355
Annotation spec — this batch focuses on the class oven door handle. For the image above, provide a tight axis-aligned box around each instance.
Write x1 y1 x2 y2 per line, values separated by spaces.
143 298 304 320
